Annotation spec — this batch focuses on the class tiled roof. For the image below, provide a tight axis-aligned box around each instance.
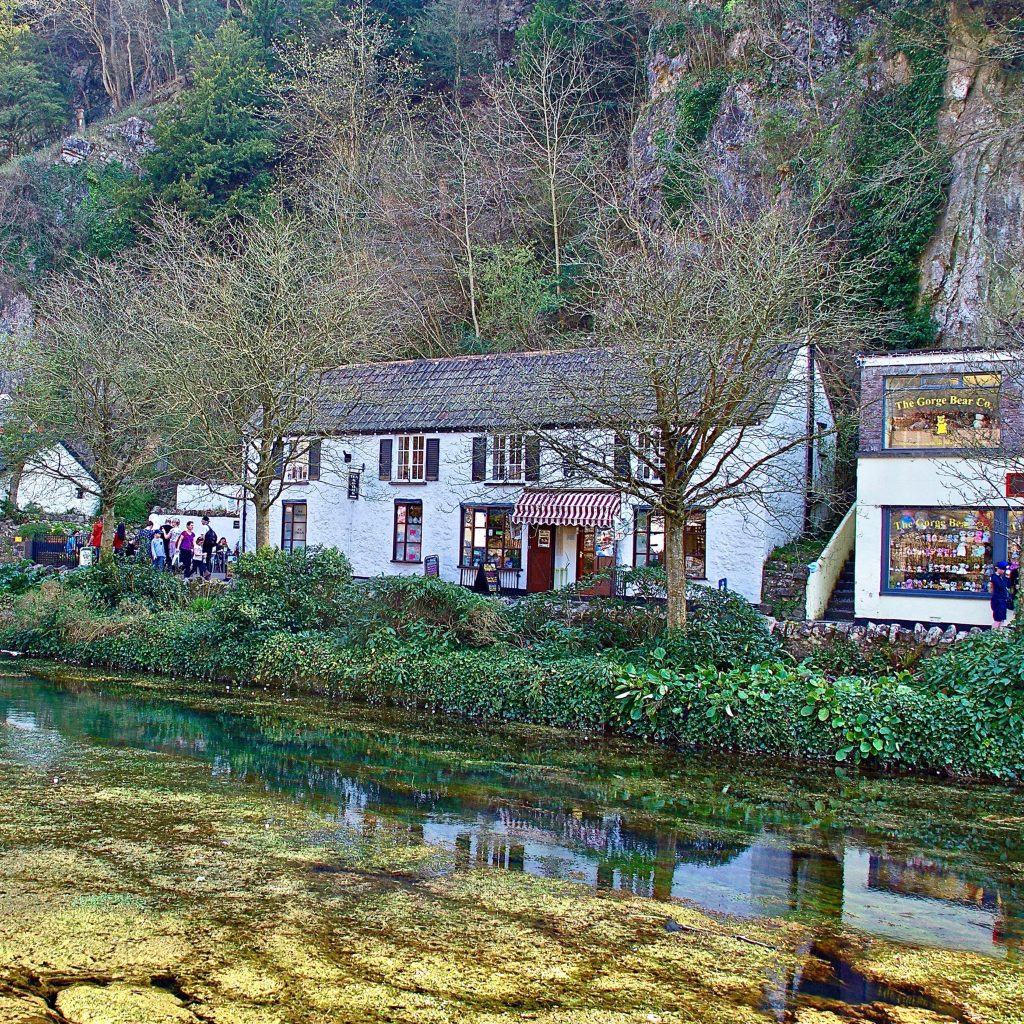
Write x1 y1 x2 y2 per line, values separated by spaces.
314 349 634 434
311 346 802 435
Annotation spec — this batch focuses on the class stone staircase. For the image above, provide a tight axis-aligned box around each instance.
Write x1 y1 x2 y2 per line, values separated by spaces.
823 553 856 621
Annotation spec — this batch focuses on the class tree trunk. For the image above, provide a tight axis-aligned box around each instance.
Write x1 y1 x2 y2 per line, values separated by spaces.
6 460 24 512
253 475 272 549
664 512 688 631
100 498 116 564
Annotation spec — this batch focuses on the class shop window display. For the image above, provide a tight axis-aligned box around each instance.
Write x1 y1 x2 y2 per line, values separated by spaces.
884 373 1001 450
887 508 993 594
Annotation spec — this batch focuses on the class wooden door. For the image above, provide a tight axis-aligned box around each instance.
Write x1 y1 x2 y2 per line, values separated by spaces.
576 527 614 596
526 526 556 593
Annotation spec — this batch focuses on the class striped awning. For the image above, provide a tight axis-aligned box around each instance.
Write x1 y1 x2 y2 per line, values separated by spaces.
512 491 621 528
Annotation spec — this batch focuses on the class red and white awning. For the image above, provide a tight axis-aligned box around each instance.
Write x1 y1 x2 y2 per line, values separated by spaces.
512 491 621 528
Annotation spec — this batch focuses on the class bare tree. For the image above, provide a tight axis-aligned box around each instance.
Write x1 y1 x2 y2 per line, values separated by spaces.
515 203 886 630
143 210 398 548
7 257 175 547
487 34 605 299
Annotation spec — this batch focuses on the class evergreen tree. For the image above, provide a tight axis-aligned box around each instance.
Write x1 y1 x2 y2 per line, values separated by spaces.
145 21 277 222
0 18 67 159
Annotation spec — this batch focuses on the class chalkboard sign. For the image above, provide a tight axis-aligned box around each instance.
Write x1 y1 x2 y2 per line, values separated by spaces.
424 554 440 578
475 563 501 595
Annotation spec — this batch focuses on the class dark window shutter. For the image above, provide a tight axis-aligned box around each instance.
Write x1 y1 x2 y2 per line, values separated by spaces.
378 438 393 481
425 438 440 481
471 436 486 481
272 440 284 479
613 434 630 481
525 436 541 482
307 439 321 481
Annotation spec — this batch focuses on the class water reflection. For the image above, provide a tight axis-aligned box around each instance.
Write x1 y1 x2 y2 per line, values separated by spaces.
0 674 1021 959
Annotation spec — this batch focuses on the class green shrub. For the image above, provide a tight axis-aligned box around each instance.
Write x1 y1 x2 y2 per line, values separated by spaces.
250 629 612 730
215 546 354 634
920 626 1024 739
66 558 190 612
612 652 1024 778
0 561 50 596
656 588 783 669
346 576 512 647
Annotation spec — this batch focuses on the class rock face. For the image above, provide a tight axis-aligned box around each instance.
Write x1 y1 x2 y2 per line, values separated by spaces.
630 1 1024 348
921 7 1024 347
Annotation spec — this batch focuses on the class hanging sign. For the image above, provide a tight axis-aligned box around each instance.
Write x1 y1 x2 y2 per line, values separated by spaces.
347 471 361 500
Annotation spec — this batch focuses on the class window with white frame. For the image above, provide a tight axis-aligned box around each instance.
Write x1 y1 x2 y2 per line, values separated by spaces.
284 442 309 483
491 435 526 482
397 435 426 481
636 432 665 482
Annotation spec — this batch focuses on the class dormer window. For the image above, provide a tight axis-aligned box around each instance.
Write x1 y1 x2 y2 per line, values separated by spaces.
884 373 1001 450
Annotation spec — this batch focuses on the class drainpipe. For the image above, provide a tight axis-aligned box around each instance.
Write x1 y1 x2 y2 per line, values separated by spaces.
804 340 816 535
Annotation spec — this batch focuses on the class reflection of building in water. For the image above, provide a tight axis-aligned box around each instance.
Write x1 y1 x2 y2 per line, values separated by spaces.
868 854 1022 956
752 841 845 922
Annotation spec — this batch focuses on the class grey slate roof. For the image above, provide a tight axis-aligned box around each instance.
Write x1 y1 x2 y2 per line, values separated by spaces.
312 346 802 436
314 349 633 434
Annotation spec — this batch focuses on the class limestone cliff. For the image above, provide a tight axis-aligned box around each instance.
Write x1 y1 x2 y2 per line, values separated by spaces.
630 0 1024 348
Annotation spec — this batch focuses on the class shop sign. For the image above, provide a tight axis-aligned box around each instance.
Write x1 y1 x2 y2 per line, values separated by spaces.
888 386 999 417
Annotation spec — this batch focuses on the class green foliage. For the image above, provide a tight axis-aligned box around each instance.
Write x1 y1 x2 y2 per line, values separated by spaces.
0 560 48 596
214 546 354 634
613 653 1024 778
0 24 68 158
65 559 191 612
346 575 511 647
469 243 560 350
921 626 1024 739
146 21 278 221
659 69 728 215
113 486 158 526
848 19 950 349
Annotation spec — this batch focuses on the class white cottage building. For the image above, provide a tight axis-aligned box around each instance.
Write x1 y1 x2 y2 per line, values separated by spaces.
233 349 832 604
0 442 97 518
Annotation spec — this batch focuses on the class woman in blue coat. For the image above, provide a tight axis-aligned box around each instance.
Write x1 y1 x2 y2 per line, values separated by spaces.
990 560 1010 630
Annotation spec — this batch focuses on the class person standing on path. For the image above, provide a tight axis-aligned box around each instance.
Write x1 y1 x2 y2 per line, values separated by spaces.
200 517 217 578
150 530 166 572
179 521 196 578
990 560 1011 630
168 518 183 569
89 520 103 559
113 522 126 556
136 520 155 561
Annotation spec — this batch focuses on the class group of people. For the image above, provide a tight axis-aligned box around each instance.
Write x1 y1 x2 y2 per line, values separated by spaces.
138 518 232 576
66 517 235 577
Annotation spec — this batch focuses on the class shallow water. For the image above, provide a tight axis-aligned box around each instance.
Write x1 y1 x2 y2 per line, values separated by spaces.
2 669 1022 963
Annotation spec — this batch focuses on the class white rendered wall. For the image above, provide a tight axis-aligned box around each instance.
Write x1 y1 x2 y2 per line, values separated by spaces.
855 456 1022 626
15 447 96 517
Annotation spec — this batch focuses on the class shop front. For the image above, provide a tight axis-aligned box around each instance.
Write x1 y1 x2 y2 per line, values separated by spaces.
512 490 622 594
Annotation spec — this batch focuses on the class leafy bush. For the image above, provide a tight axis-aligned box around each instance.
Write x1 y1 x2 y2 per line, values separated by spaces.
0 561 50 596
346 576 511 648
250 629 612 730
612 652 1024 779
920 626 1024 739
66 558 190 612
215 547 354 635
656 588 783 669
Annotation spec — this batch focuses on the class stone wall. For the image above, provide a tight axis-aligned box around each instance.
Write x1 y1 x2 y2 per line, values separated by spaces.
772 616 982 665
759 562 809 619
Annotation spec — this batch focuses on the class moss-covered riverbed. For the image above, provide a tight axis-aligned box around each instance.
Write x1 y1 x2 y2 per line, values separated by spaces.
1 665 1023 1023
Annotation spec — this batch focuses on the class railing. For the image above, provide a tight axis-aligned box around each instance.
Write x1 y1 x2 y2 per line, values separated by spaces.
805 504 856 620
458 567 524 593
27 534 76 569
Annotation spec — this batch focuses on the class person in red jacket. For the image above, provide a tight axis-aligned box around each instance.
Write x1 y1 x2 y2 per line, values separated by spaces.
89 520 103 557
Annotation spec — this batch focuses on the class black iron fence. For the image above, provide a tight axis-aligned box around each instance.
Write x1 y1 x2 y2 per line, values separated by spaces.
26 534 76 569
